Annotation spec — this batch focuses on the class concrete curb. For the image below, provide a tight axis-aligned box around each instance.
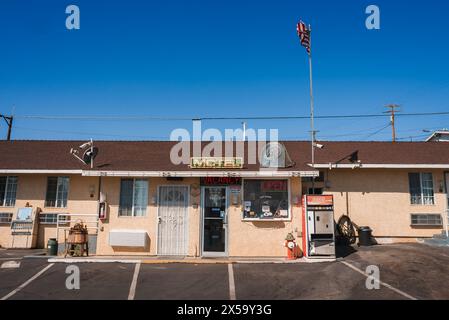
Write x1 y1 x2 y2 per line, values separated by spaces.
48 258 141 264
47 257 336 264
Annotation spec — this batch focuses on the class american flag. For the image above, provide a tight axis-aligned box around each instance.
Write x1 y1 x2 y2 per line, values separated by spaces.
296 21 311 54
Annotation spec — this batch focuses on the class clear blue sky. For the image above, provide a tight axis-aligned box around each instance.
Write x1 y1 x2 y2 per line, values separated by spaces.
0 0 448 141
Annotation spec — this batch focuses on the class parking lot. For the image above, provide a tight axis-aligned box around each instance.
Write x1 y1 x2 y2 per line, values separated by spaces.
1 243 449 300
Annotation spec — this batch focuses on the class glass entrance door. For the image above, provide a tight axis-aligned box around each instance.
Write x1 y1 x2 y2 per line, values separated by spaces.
202 187 228 255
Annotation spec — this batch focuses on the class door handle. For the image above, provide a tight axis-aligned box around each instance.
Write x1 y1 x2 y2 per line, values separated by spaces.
158 216 162 224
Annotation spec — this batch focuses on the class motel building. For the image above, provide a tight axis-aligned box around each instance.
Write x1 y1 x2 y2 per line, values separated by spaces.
0 140 448 258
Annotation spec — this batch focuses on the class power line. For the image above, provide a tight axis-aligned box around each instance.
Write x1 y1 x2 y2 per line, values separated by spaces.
13 126 168 140
363 123 391 140
396 134 430 141
13 110 449 121
318 123 393 139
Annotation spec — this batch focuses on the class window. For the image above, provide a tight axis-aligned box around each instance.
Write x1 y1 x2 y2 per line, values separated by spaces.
39 213 70 225
411 214 442 226
307 188 323 195
0 212 13 224
302 171 325 182
409 173 434 205
0 176 18 207
243 179 289 220
45 177 69 208
119 179 148 217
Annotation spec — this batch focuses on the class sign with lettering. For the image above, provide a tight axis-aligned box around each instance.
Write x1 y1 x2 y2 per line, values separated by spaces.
190 157 243 169
200 177 242 185
261 180 287 192
306 195 333 206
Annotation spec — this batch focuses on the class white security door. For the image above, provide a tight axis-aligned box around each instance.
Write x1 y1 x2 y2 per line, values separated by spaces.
157 186 189 255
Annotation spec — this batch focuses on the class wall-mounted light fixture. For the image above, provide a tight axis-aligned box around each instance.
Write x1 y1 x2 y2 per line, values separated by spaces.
438 180 444 193
293 196 301 206
150 194 157 205
89 185 96 198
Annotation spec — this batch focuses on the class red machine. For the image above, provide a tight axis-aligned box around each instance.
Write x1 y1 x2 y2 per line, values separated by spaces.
302 195 336 258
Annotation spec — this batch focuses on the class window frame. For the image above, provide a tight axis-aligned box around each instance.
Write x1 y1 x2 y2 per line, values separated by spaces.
0 176 18 207
241 178 291 221
0 212 13 224
39 213 70 225
118 178 149 217
410 214 442 226
408 172 435 205
45 176 70 208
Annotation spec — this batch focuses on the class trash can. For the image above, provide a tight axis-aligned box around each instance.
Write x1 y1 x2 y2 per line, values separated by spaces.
47 238 58 256
358 226 373 246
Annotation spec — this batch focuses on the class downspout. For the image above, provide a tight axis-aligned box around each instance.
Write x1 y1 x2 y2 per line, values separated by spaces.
444 172 449 238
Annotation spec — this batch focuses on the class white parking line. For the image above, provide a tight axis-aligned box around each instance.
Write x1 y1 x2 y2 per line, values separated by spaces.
228 264 236 300
340 261 418 300
1 263 54 300
128 262 141 300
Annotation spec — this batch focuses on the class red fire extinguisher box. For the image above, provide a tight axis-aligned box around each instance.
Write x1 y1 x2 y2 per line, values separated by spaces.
98 201 108 220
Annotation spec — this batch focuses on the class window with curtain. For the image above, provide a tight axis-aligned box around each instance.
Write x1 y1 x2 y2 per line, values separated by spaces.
119 179 148 217
0 176 18 207
408 173 434 205
45 177 69 208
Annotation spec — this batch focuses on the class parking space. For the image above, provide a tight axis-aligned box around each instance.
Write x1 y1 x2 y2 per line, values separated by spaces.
233 262 406 300
343 243 449 300
0 244 448 300
0 258 49 298
9 262 135 300
135 264 229 300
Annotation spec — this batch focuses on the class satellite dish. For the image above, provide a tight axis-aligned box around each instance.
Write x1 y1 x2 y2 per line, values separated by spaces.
70 139 98 168
83 147 98 165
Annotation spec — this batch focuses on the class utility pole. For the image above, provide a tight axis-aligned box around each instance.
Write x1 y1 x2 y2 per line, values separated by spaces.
384 104 400 143
0 114 13 141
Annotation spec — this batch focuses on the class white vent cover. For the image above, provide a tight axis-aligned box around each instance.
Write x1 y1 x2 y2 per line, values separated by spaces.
109 229 148 247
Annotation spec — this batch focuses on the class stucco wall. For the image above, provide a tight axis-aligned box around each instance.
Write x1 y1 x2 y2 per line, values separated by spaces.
1 169 446 253
0 225 10 248
228 177 303 257
96 177 200 256
323 169 447 241
0 174 99 248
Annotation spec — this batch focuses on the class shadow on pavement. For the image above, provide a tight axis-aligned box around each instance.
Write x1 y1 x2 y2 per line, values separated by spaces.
336 245 358 258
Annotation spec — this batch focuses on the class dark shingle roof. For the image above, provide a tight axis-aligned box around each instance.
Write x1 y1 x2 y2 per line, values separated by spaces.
0 140 448 172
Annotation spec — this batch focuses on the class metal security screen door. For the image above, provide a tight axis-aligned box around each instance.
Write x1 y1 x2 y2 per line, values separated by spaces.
157 186 189 255
202 187 228 256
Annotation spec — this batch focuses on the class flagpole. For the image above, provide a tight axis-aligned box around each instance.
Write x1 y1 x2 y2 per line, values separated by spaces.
308 24 315 192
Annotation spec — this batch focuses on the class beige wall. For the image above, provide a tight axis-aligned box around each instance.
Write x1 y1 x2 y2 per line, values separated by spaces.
96 177 200 256
322 169 447 241
96 177 302 257
0 174 99 248
228 177 303 257
1 169 446 253
0 225 10 248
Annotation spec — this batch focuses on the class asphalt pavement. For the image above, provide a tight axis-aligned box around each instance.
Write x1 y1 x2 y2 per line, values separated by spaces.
1 243 448 300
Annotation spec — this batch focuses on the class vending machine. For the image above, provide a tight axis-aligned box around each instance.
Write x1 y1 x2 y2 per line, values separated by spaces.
302 195 336 258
